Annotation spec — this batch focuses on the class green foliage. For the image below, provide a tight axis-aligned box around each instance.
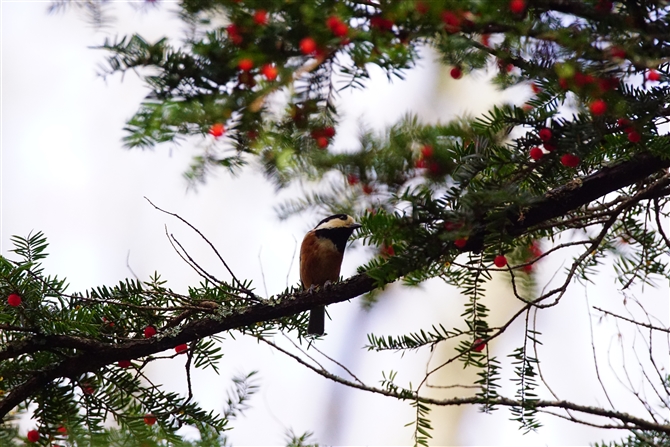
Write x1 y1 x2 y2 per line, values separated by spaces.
6 0 670 445
594 431 670 447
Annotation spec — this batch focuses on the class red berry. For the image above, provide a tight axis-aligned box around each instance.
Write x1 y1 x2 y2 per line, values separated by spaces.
627 130 641 143
538 128 552 141
428 161 442 175
529 147 544 160
561 154 580 168
27 430 40 443
323 126 336 138
445 221 464 232
315 136 329 148
415 158 426 169
574 72 595 87
494 255 508 268
421 145 434 158
7 293 21 307
589 99 607 115
415 1 429 14
441 11 461 33
238 58 254 72
381 244 395 257
81 383 95 395
558 77 570 90
326 16 341 30
616 118 631 128
597 77 619 92
509 0 526 14
261 64 278 81
609 46 626 59
144 414 157 425
118 360 132 368
299 37 317 55
529 241 542 257
481 34 490 47
347 174 359 185
209 123 225 138
227 24 243 45
543 142 557 152
472 338 486 352
596 0 613 13
253 9 268 25
454 238 468 249
175 343 188 354
450 66 462 79
647 69 661 81
57 426 67 435
522 264 534 273
144 325 157 338
531 82 541 94
362 184 374 195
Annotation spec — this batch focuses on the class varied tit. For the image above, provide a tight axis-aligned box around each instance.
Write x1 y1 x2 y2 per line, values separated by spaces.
300 214 361 335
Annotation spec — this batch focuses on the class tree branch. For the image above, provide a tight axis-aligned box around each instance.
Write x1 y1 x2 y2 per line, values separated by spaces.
1 152 669 421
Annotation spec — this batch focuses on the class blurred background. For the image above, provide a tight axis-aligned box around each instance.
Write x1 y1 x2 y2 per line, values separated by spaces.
2 3 668 445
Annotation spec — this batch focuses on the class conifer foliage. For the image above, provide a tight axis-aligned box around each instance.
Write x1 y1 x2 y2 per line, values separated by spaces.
3 0 670 445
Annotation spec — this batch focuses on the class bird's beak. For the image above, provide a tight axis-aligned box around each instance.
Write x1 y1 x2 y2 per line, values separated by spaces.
350 223 362 230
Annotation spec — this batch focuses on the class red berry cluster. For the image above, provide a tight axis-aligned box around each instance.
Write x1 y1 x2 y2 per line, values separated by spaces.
326 16 349 38
311 126 336 149
523 241 543 272
557 66 619 104
617 118 642 143
415 144 447 176
370 15 394 32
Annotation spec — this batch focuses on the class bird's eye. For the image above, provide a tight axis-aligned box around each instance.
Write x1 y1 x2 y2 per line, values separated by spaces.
339 215 347 220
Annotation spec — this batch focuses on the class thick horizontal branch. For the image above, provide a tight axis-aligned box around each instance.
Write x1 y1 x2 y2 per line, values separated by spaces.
0 274 375 420
1 152 669 421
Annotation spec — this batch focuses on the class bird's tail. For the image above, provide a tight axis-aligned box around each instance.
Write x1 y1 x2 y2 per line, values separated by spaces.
307 306 325 335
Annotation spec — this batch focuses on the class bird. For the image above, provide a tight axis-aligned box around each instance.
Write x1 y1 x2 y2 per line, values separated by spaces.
300 214 361 335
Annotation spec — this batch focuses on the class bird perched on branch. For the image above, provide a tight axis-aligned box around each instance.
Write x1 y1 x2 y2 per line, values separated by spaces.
300 214 361 335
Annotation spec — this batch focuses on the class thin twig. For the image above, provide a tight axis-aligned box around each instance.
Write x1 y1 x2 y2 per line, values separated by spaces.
145 197 250 294
593 306 670 333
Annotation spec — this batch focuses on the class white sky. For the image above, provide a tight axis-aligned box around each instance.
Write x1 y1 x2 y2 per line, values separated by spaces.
1 2 668 446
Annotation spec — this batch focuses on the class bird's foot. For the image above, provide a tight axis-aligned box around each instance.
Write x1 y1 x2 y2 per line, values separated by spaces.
307 284 317 294
323 280 333 289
